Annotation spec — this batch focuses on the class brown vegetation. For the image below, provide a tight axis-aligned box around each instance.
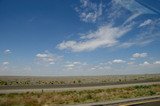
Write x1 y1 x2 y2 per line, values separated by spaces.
0 74 160 86
0 84 160 106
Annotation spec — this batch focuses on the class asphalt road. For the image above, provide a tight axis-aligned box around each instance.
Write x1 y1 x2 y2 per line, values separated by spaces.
121 99 160 106
74 95 160 106
133 101 160 106
1 80 160 90
0 81 160 94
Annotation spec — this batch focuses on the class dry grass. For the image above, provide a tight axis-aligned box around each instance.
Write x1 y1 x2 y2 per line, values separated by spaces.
0 84 160 106
0 74 160 86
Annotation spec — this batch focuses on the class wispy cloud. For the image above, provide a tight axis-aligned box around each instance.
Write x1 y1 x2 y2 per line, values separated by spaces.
4 49 11 54
64 61 87 70
58 0 159 52
132 53 148 58
139 19 153 27
57 24 132 52
60 58 160 75
0 61 10 72
35 51 62 65
75 0 103 23
139 61 150 66
109 0 156 25
153 61 160 65
112 59 126 63
119 18 160 48
109 1 160 48
2 61 9 65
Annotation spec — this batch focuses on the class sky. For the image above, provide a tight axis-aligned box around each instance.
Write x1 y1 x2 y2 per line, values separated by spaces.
0 0 160 76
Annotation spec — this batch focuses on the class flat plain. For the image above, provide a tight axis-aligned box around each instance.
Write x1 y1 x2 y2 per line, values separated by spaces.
0 74 160 87
0 74 160 106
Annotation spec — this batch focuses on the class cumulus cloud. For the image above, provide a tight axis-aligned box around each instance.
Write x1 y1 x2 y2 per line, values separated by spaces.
153 61 160 65
132 53 148 58
140 61 150 66
64 61 87 70
139 19 152 27
2 61 9 65
36 54 48 58
75 0 103 23
57 24 132 52
65 61 80 68
65 64 75 67
36 51 62 65
112 59 126 63
4 49 11 54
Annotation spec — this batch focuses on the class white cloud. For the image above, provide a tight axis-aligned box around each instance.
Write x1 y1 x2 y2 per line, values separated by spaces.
140 61 150 66
119 18 160 48
75 0 103 23
123 12 141 25
114 0 155 15
108 0 156 25
57 0 159 53
153 61 160 65
65 64 75 67
36 54 48 58
73 61 81 65
112 59 126 63
57 24 132 52
119 39 153 48
36 51 62 65
139 19 152 27
0 62 10 71
2 61 9 65
91 67 96 70
132 53 148 58
119 31 160 48
4 49 11 54
64 61 87 70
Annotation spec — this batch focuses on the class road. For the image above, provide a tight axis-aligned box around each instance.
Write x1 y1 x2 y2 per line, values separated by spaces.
0 81 159 94
120 97 160 106
74 95 160 106
134 101 160 106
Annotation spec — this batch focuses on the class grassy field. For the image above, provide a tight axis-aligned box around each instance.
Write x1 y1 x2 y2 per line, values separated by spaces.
0 84 160 106
0 74 160 86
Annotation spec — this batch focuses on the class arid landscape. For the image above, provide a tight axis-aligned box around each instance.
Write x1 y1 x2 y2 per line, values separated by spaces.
0 74 160 86
0 0 160 105
0 74 160 106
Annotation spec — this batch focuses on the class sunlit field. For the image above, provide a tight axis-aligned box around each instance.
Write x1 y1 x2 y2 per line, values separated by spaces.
0 0 160 106
0 84 159 106
0 74 160 86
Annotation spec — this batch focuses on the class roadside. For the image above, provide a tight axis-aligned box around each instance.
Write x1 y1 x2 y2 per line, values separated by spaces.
73 95 160 106
0 81 160 94
0 82 160 106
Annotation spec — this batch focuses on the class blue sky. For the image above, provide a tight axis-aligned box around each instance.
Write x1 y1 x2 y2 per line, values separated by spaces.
0 0 160 76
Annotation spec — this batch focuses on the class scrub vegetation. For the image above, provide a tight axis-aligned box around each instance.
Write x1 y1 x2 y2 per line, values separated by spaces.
0 74 160 86
0 84 160 106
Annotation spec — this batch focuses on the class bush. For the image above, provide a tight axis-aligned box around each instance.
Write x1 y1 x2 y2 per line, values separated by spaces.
134 85 151 89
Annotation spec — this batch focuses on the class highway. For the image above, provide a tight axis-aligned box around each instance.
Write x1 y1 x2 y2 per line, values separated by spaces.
74 95 160 106
0 81 160 94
